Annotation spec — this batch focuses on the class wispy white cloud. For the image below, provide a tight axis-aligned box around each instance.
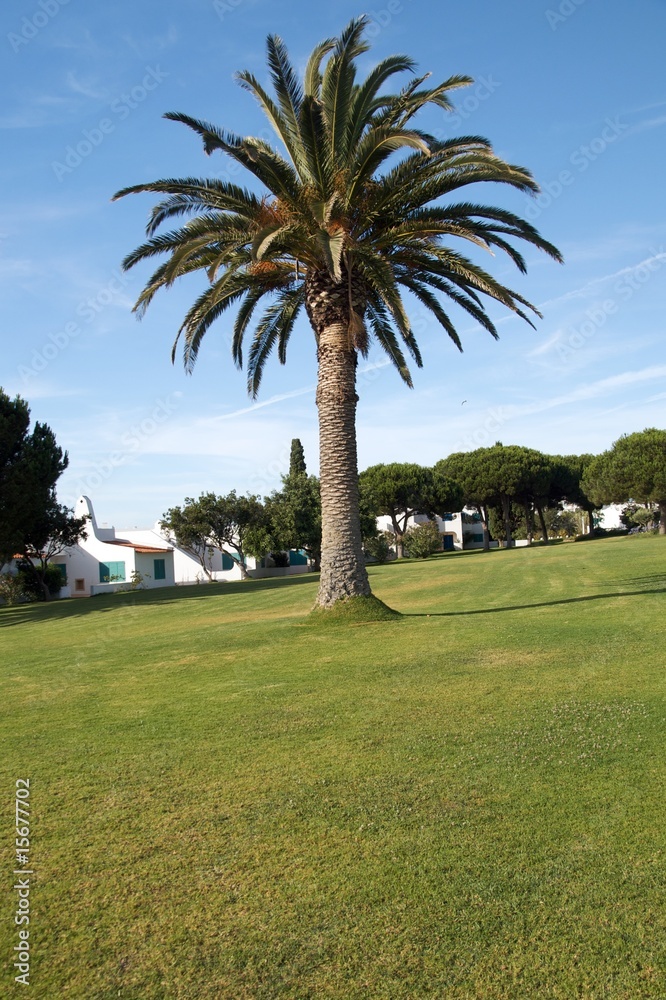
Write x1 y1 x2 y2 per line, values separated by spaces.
526 329 565 358
627 115 666 136
121 24 179 59
538 252 666 311
216 384 316 420
0 258 33 280
65 71 107 101
504 365 666 419
2 381 88 401
0 92 82 129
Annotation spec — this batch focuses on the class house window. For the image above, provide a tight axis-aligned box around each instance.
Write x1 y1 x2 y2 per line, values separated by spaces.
221 552 234 571
289 549 308 566
153 558 166 580
99 561 126 583
74 579 85 592
54 563 67 584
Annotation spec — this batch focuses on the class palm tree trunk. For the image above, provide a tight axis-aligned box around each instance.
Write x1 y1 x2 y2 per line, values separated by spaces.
314 321 371 607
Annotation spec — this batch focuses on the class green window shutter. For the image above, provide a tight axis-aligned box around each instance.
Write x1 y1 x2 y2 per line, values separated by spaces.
54 563 67 583
99 561 126 583
289 549 308 566
153 558 166 580
221 552 234 571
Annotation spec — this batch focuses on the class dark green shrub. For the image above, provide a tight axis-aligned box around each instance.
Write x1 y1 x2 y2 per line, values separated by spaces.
364 532 393 564
17 563 64 599
404 520 442 558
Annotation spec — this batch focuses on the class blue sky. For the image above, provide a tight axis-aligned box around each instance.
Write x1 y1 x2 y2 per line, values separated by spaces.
2 0 665 527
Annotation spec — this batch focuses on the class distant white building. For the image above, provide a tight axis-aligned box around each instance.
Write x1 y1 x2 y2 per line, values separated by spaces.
38 496 309 598
375 509 499 553
597 504 624 530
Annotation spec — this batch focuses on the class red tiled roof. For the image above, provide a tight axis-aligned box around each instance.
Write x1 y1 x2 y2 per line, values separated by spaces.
107 540 172 554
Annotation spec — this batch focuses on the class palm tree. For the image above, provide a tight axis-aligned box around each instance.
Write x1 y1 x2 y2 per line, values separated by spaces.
114 16 562 613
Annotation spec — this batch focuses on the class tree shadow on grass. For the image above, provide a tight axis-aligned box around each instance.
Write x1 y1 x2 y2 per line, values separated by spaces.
404 587 666 617
0 573 320 628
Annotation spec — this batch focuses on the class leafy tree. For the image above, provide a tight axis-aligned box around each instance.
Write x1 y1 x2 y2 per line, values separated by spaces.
163 492 267 579
0 390 40 562
289 438 307 476
264 439 322 568
508 446 552 544
0 389 87 598
582 429 666 534
542 507 579 539
437 444 548 548
436 451 494 550
549 453 600 535
619 504 657 531
264 472 322 569
363 531 393 564
404 520 442 558
202 491 267 578
359 462 459 558
161 499 216 580
114 16 561 614
488 499 522 546
20 502 88 600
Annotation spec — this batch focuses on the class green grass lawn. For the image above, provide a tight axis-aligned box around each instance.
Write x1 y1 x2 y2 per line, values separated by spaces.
2 535 665 999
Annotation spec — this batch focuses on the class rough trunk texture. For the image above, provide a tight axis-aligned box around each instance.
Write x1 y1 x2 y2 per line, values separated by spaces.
306 270 371 608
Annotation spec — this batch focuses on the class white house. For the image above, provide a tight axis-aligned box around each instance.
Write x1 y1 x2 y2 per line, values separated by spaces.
46 496 310 598
375 509 497 553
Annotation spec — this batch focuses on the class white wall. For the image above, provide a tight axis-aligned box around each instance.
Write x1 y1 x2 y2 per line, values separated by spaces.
376 511 464 551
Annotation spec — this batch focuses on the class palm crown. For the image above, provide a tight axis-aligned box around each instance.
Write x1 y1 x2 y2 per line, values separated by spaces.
114 16 561 397
114 16 562 612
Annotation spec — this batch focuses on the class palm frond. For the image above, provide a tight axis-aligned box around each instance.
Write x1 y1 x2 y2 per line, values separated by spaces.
247 285 305 396
366 300 415 386
304 37 336 97
265 33 303 140
115 16 561 393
